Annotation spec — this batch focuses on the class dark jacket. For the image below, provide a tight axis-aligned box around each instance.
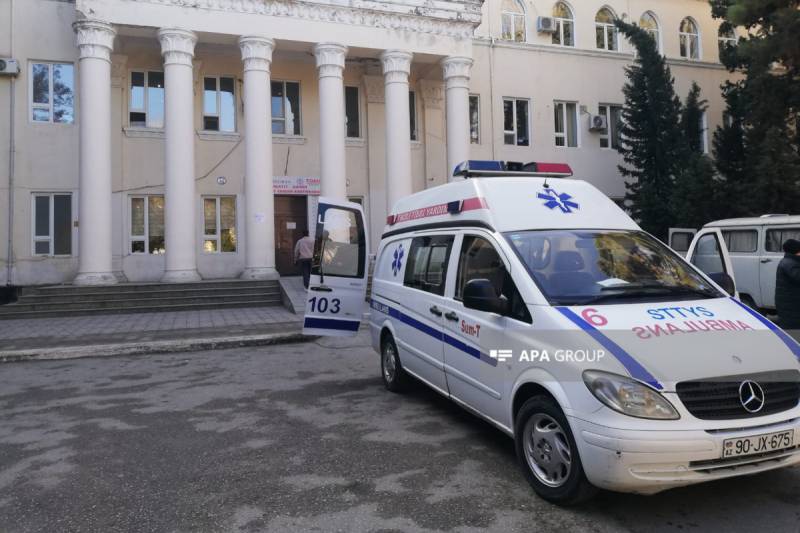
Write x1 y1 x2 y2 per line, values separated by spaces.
776 253 800 329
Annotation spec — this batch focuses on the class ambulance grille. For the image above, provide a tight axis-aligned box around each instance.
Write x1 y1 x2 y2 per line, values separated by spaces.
676 370 800 420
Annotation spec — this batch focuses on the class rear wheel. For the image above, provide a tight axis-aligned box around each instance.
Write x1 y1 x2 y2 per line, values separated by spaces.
381 334 409 392
514 396 597 505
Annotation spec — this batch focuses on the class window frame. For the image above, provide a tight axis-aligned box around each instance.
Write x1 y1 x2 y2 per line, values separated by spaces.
271 79 303 136
598 103 623 150
469 94 481 145
718 26 737 58
31 193 73 257
503 97 531 147
552 2 575 47
202 75 237 133
553 100 579 148
765 227 800 254
409 90 418 142
639 11 661 52
403 234 455 296
721 229 759 254
344 85 362 139
501 0 527 42
129 195 166 255
29 61 75 125
128 69 165 129
679 17 701 60
595 8 619 52
202 195 238 254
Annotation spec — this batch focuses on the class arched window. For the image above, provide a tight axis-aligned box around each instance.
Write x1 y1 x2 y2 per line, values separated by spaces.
639 12 660 51
718 25 737 56
595 8 618 51
552 2 574 47
501 0 526 42
679 17 700 59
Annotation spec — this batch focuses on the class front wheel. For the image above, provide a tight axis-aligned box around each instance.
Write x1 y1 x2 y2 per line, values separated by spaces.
381 334 409 392
514 396 597 505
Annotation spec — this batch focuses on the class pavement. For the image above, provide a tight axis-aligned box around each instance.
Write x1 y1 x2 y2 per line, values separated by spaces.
1 330 799 533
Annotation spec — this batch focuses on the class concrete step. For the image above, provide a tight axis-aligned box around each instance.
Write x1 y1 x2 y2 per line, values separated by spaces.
18 286 282 304
21 280 279 296
0 300 285 320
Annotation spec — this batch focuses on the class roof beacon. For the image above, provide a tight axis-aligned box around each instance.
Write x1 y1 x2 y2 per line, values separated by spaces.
452 160 573 179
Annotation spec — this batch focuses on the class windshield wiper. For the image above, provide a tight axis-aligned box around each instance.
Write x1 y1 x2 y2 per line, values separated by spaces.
568 284 719 305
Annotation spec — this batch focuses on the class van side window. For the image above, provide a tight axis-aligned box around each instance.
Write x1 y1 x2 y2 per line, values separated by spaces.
455 236 531 323
404 235 453 296
766 228 800 253
312 205 366 278
721 229 758 253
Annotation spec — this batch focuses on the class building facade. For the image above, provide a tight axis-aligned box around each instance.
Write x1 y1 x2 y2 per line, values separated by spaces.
0 0 738 286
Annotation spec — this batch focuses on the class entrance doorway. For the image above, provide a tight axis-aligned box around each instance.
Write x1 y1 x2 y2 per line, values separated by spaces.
274 195 308 276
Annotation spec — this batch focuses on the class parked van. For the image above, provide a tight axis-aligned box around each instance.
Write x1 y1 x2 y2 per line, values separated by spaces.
303 161 800 504
669 216 800 310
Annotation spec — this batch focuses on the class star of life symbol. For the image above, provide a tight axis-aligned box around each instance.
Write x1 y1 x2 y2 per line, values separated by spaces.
490 349 513 362
537 187 580 213
391 245 404 276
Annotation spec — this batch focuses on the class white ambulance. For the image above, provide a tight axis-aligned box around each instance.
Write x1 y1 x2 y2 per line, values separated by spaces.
302 161 800 504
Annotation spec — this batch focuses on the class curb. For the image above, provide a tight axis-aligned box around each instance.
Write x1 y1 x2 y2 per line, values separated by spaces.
0 331 314 364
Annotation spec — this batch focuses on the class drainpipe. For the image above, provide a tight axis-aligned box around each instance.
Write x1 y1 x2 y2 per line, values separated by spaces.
5 0 15 286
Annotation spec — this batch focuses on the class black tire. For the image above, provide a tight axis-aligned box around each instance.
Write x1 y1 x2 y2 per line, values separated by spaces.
514 396 597 505
381 334 409 392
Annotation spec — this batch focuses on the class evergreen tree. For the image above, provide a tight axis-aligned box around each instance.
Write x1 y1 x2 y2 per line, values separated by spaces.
613 20 685 240
680 82 707 154
711 82 749 216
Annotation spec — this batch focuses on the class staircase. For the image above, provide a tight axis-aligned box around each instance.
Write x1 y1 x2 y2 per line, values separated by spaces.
0 280 283 319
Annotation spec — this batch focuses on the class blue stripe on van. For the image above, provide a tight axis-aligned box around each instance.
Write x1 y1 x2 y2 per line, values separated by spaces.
730 297 800 361
555 307 664 390
371 298 497 367
304 317 361 332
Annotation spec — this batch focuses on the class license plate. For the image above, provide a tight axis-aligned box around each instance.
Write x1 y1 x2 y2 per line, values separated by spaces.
722 430 794 458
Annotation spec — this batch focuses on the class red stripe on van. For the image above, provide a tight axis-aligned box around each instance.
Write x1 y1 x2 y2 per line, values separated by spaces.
388 196 488 225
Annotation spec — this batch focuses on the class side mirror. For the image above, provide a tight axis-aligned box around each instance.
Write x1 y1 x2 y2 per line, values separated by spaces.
709 272 736 296
463 279 509 315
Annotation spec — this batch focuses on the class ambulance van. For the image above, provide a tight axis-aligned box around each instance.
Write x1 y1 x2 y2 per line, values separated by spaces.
302 161 800 504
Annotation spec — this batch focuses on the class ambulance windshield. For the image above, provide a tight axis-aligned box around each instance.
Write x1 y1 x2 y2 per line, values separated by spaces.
505 230 722 305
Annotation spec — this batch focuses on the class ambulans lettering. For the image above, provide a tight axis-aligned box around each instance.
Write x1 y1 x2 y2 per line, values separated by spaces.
633 319 754 339
646 306 715 320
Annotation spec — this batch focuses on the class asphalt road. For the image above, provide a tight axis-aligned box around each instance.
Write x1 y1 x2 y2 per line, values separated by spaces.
1 332 799 533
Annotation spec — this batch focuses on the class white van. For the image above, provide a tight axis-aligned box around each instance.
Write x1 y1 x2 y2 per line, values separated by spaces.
670 216 800 310
303 161 800 504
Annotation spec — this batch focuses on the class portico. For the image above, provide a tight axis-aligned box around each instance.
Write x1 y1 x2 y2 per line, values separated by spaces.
70 0 480 285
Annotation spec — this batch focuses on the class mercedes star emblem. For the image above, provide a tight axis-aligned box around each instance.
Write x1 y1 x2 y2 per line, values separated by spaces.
738 380 765 413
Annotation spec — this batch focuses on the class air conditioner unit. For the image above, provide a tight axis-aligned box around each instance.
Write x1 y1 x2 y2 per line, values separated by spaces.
0 58 20 76
537 16 556 33
589 114 608 131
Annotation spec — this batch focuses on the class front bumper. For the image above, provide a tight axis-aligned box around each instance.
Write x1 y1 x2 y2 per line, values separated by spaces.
570 415 800 495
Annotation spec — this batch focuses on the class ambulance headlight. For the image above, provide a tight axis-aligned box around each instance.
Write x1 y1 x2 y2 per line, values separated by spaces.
582 370 680 420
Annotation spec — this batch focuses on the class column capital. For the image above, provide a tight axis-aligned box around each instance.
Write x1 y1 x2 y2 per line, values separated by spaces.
381 50 412 85
158 28 197 66
239 36 275 72
441 56 473 90
314 43 348 79
73 19 116 63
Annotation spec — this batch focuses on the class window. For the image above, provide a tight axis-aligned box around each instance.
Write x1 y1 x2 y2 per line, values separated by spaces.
130 196 165 254
595 8 619 51
404 235 454 296
670 231 694 253
32 193 72 256
680 18 700 59
271 81 301 135
766 228 800 253
554 101 578 147
469 94 480 144
503 98 530 146
455 235 531 323
639 12 660 51
722 229 758 253
345 86 360 138
203 196 237 253
409 91 418 141
501 0 526 42
30 62 74 124
552 2 575 47
718 26 737 57
312 205 365 278
203 76 236 132
129 71 165 128
598 104 623 149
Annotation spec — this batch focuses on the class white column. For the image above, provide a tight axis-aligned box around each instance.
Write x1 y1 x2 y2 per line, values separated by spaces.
73 20 117 285
314 43 348 200
381 50 413 211
442 56 473 182
239 36 279 280
158 28 201 282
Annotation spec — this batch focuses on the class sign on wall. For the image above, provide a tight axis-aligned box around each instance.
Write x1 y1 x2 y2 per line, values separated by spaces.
273 176 321 196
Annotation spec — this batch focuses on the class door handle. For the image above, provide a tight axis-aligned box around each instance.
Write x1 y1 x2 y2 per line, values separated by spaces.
310 286 333 292
760 258 773 263
429 306 443 316
444 311 459 322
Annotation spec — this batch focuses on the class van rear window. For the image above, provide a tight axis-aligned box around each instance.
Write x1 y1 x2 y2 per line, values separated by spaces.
404 235 453 296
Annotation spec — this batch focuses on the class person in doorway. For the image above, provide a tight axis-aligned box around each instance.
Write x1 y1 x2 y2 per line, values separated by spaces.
775 238 800 331
294 230 315 289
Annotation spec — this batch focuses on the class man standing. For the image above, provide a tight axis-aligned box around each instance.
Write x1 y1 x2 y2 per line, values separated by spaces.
776 238 800 331
294 230 315 289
